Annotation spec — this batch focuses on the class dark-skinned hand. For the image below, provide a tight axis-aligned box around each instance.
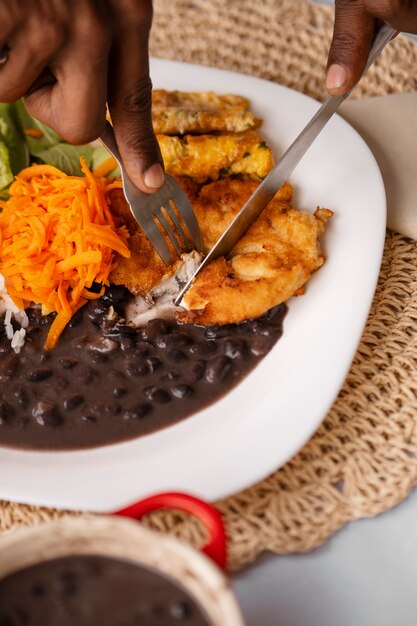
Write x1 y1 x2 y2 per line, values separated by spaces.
326 0 417 95
0 0 165 192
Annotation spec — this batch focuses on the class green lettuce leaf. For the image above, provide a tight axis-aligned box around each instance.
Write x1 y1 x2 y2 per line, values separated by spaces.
36 143 93 177
0 140 13 190
14 101 93 174
14 100 61 155
0 103 30 188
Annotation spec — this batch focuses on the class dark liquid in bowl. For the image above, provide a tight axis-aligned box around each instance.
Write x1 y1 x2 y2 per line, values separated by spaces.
0 554 212 626
0 288 286 449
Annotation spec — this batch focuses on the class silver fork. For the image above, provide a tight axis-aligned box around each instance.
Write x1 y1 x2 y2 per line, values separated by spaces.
100 122 204 265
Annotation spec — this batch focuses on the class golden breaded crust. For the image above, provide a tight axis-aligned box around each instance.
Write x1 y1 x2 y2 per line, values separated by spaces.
109 177 332 326
192 178 293 252
158 131 274 183
109 178 292 296
108 189 176 295
152 90 256 134
108 178 205 295
180 185 333 324
180 257 309 325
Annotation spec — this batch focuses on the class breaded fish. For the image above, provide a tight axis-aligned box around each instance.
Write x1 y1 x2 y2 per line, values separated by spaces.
158 131 274 183
109 189 170 295
192 178 293 252
152 90 257 134
109 178 283 295
180 185 332 325
109 179 332 326
109 179 201 295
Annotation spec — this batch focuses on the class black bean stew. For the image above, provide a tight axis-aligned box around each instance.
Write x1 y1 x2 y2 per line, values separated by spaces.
0 555 212 626
0 287 286 450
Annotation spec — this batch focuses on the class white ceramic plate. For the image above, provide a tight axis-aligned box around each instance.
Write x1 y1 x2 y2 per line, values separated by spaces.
0 59 386 512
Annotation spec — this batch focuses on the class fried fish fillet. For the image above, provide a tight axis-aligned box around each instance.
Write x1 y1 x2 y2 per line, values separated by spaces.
109 178 279 295
158 131 274 182
109 178 332 326
108 189 170 295
108 179 202 295
180 183 332 325
192 177 293 252
152 90 257 134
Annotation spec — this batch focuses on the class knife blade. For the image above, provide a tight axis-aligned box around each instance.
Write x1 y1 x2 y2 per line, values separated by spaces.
174 24 397 306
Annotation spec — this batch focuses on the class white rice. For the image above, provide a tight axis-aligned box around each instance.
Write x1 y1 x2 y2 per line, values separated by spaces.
0 272 28 354
125 251 203 327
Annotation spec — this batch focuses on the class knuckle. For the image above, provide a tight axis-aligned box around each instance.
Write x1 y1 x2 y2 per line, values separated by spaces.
75 6 109 43
124 127 158 156
27 21 65 56
335 0 355 8
0 15 13 40
43 22 66 50
118 78 153 116
331 30 360 56
335 0 365 12
0 4 21 37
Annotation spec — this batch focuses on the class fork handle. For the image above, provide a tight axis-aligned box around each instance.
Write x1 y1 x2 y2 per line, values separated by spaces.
100 121 124 170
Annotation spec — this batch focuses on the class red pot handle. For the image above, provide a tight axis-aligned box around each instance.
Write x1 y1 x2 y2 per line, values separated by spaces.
114 492 227 571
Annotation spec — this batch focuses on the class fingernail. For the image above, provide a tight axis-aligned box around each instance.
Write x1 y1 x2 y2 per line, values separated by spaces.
326 64 347 90
144 163 165 189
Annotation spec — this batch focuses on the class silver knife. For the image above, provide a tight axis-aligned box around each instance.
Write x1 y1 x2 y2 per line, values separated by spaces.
175 23 396 306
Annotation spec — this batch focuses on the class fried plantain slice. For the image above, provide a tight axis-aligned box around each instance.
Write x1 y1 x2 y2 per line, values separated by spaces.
152 90 257 134
157 131 274 183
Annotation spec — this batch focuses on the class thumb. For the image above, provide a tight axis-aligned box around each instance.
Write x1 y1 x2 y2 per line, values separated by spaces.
326 0 375 95
108 31 164 192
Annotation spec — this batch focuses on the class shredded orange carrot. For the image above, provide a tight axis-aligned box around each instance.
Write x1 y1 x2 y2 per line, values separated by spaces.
0 157 130 349
44 311 72 350
24 128 44 138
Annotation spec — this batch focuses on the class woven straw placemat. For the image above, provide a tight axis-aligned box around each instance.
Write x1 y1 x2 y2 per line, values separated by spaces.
2 0 417 572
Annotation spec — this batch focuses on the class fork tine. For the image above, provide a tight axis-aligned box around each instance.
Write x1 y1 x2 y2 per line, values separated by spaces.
165 176 204 252
100 123 202 266
133 212 175 265
155 208 183 257
163 202 190 251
